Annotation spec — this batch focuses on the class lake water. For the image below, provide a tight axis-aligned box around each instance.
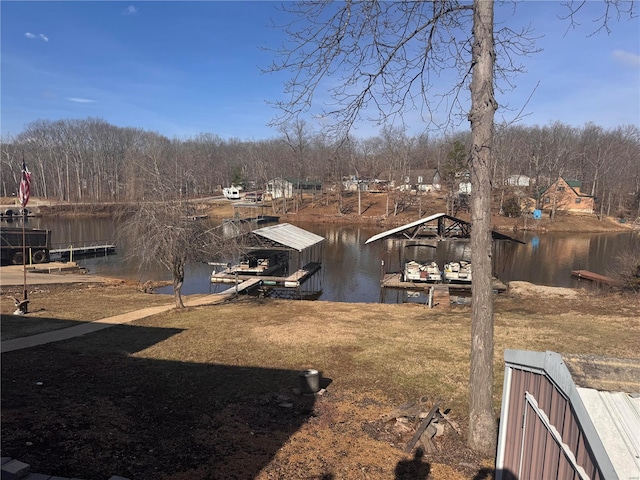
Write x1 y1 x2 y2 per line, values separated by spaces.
9 216 637 303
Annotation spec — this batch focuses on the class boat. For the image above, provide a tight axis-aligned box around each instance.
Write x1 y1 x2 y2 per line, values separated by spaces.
403 260 442 283
443 260 472 283
212 249 288 278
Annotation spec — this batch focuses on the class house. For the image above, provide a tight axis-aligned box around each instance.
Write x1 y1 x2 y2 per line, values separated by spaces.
458 181 471 194
415 169 441 192
265 178 293 200
265 178 323 200
397 169 441 193
506 174 531 187
496 350 640 480
289 178 322 194
539 177 595 214
342 176 369 192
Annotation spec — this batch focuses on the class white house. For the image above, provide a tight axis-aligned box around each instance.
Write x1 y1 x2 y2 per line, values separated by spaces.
506 174 531 187
265 178 293 199
458 181 471 194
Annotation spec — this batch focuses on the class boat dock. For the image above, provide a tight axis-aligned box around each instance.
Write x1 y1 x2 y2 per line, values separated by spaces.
211 262 321 289
381 273 508 293
50 244 116 260
571 270 621 287
215 277 263 298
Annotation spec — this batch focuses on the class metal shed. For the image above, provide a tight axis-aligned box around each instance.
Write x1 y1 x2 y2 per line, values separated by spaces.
496 350 640 480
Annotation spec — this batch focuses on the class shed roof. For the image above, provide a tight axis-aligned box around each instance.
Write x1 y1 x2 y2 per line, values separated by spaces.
252 223 324 251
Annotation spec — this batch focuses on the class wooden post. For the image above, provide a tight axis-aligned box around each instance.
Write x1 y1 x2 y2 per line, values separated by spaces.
404 401 440 453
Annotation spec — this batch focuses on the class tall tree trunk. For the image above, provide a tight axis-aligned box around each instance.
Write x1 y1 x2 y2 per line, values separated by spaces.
173 260 185 308
467 0 497 456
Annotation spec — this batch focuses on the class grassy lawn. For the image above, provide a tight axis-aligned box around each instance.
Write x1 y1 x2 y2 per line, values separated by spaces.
1 283 638 479
0 281 173 341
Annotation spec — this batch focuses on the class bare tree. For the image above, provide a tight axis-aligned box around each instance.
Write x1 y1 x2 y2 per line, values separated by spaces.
120 183 244 308
266 0 633 454
266 0 504 453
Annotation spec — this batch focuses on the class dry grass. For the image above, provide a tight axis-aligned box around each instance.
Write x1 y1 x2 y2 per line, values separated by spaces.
1 282 638 479
0 281 172 341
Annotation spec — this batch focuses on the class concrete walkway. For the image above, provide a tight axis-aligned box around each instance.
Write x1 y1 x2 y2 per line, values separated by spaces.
1 283 256 353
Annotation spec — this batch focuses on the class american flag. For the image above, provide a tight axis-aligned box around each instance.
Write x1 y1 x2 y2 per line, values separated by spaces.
19 160 31 207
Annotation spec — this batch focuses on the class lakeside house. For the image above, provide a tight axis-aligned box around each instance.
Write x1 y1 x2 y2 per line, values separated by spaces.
539 177 595 214
265 178 322 200
506 174 531 187
397 169 442 193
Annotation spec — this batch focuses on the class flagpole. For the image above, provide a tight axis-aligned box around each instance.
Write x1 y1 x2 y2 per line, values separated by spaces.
20 152 30 314
22 214 27 309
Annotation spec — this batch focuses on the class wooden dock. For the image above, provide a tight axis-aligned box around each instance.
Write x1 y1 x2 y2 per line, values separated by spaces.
381 273 507 293
211 262 321 289
217 277 263 298
571 270 621 287
50 244 116 260
430 285 450 309
28 262 87 275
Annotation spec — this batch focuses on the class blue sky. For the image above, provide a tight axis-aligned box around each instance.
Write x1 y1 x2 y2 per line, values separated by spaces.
2 1 639 140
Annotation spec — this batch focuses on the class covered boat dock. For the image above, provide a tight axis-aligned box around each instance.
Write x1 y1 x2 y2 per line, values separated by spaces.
365 213 521 305
211 223 325 299
364 212 519 244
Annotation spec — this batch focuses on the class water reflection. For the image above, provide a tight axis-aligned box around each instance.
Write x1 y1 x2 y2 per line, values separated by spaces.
9 216 637 303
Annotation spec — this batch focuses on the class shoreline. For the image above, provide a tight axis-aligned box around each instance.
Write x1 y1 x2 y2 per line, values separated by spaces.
2 196 636 233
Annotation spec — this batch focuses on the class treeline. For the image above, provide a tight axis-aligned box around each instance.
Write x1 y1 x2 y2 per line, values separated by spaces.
1 117 639 216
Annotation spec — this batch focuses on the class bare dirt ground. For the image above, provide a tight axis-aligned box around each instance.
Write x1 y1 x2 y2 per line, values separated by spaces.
1 280 638 480
258 191 633 233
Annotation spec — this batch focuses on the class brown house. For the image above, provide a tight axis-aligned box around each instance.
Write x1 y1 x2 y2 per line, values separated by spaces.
539 177 595 214
496 350 640 480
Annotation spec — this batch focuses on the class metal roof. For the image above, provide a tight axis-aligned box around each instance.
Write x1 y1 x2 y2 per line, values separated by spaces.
252 223 324 251
499 350 640 480
364 213 523 244
577 388 640 477
365 213 444 244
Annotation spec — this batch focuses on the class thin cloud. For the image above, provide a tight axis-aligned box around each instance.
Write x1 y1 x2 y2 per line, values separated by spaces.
25 32 49 42
66 97 96 104
123 5 138 16
612 49 640 68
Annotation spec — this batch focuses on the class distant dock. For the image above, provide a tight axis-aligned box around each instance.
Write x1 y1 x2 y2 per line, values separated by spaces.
381 273 508 292
50 244 116 260
571 270 621 287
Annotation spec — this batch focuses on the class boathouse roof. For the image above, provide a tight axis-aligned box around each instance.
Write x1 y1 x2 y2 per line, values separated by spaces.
364 212 521 244
252 223 324 251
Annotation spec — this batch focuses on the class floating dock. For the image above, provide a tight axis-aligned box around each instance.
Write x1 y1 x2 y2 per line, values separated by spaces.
381 273 507 292
211 262 321 289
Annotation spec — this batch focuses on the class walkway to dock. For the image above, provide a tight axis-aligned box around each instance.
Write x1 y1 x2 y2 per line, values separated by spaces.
1 278 262 353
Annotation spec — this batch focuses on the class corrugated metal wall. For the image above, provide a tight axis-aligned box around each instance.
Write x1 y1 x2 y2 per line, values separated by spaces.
502 368 603 479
